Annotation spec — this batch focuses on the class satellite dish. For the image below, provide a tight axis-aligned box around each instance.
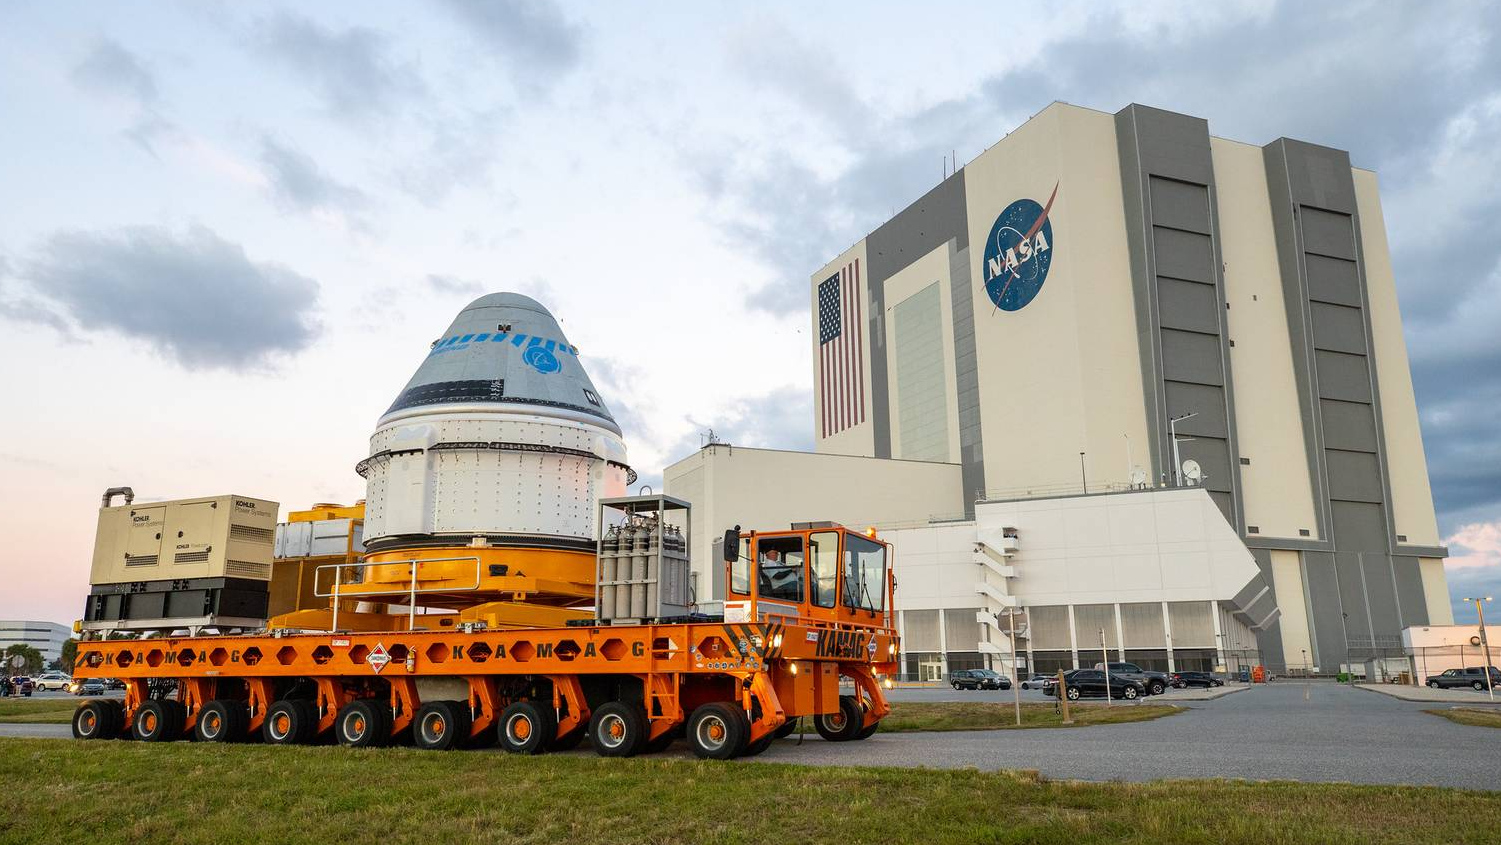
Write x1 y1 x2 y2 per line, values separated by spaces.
1182 459 1203 482
1129 468 1148 487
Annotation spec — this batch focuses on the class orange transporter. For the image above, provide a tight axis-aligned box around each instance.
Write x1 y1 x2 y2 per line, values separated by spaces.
71 523 898 759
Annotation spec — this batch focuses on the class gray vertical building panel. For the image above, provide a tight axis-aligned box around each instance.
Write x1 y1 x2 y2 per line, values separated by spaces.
1391 556 1428 627
864 172 969 459
1300 208 1359 259
1314 351 1374 403
1361 553 1402 636
1303 552 1347 669
1163 382 1230 438
1325 449 1384 502
1305 254 1363 306
1319 399 1379 452
1334 552 1374 642
1115 102 1244 531
947 243 985 513
1311 301 1369 355
1331 501 1387 552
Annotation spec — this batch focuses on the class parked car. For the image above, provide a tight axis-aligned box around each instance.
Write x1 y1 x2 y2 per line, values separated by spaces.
1021 673 1056 690
35 672 73 692
951 669 1010 690
69 678 105 696
1095 662 1170 696
1053 669 1147 700
1425 667 1501 691
103 678 126 691
9 676 35 696
1170 671 1224 689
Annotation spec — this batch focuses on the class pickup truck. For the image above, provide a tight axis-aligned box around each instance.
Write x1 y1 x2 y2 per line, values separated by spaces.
1094 662 1170 696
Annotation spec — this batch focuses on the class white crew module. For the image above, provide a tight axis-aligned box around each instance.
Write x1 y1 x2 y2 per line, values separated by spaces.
358 293 632 553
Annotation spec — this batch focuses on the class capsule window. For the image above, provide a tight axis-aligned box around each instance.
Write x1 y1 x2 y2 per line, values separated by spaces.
583 388 601 406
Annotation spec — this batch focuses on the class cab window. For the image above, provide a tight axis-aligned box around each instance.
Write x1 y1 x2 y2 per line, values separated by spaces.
730 537 751 594
757 536 805 602
842 533 886 611
809 531 839 608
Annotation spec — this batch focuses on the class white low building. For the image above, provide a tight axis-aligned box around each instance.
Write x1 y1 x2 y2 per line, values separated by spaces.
1402 624 1500 684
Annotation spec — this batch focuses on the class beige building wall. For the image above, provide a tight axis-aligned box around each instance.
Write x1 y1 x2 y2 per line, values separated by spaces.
1353 170 1441 547
1268 549 1315 669
1419 559 1454 625
811 240 876 457
962 103 1152 497
663 444 964 600
1212 137 1322 540
882 242 962 464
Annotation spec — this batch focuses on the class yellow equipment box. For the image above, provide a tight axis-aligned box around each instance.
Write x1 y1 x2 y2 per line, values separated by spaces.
90 495 279 585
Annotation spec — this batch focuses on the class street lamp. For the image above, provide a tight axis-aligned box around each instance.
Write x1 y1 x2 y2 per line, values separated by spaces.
1464 596 1495 702
1168 412 1198 486
998 607 1027 725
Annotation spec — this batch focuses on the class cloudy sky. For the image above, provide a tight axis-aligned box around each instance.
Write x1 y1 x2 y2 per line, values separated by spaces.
1 1 1498 626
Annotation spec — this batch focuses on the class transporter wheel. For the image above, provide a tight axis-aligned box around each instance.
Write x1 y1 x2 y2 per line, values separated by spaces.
589 702 648 758
812 695 862 743
773 719 799 739
685 702 748 760
336 700 392 748
71 700 113 740
853 721 880 740
264 699 317 745
413 701 470 751
132 699 184 742
641 730 677 755
100 700 126 738
195 700 249 743
741 735 774 757
499 701 557 755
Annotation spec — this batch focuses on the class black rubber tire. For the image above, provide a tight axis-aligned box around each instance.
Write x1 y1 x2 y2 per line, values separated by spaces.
641 731 677 754
335 699 391 748
1122 685 1139 700
100 699 126 738
1474 681 1486 691
773 719 799 739
853 721 880 740
685 702 749 760
263 699 313 745
71 700 112 740
1148 682 1166 696
1428 681 1440 689
195 700 249 743
590 701 649 757
413 701 469 751
741 735 774 757
1066 687 1081 701
813 695 862 742
499 700 557 755
132 699 182 742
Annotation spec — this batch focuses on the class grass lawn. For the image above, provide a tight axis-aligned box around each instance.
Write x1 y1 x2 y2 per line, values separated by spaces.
878 701 1179 732
1426 707 1501 729
0 738 1497 844
0 697 83 724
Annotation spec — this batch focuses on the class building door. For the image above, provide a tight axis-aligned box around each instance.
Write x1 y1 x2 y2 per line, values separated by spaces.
919 659 943 682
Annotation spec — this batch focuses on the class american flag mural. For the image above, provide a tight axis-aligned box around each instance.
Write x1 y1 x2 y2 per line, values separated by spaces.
818 258 865 437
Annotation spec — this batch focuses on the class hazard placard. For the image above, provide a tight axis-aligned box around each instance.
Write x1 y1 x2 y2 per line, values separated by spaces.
367 643 391 674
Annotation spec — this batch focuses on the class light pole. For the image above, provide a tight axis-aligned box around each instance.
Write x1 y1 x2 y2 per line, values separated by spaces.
1464 596 1495 702
1302 648 1310 701
999 607 1025 726
1168 412 1197 486
1100 628 1112 706
1079 452 1087 494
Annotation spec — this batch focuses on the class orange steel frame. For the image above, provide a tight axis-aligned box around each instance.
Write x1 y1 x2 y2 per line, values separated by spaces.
77 618 897 744
75 525 900 747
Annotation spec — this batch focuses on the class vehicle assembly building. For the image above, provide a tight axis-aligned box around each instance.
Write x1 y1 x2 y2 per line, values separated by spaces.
668 101 1452 679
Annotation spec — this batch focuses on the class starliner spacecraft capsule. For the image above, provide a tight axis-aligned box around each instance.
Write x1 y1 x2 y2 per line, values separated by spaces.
343 292 634 630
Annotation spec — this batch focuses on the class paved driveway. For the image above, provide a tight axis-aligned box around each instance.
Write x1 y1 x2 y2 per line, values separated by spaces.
759 681 1501 790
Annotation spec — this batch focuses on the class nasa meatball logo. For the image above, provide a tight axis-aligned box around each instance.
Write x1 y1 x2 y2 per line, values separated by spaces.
982 183 1058 312
522 344 561 374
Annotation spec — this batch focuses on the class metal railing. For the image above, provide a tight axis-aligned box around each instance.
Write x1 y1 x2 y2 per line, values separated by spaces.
315 556 482 633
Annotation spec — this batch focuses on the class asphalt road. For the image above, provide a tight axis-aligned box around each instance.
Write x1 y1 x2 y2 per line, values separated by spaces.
754 681 1501 790
4 683 1498 789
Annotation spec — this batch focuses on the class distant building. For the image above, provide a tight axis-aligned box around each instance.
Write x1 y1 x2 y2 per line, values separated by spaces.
666 101 1453 680
0 620 72 665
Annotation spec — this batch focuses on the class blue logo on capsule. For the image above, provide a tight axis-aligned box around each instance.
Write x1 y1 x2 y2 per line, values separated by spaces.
523 345 561 374
982 183 1058 312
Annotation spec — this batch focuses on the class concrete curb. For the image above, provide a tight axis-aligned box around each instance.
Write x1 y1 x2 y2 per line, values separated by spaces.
1354 683 1501 704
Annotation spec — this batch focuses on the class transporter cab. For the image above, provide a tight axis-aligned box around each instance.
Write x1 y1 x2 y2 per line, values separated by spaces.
69 520 898 760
